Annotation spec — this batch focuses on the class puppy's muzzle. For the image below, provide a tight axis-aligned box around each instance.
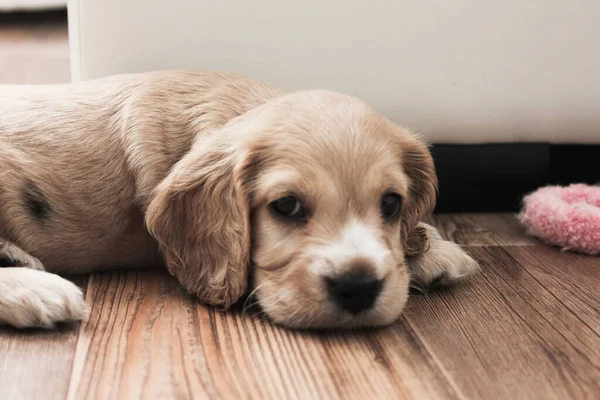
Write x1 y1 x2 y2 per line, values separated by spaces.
324 262 383 314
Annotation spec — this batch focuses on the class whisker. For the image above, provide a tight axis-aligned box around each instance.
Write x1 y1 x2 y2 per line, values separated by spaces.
243 279 272 313
243 286 281 315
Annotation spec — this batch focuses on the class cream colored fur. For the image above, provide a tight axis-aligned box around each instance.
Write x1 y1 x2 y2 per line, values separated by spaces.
0 70 478 329
0 267 88 328
407 223 480 287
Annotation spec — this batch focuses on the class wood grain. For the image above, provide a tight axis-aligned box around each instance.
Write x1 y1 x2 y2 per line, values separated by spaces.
65 243 600 400
505 246 600 352
0 276 87 400
67 270 464 400
404 246 600 400
428 213 538 247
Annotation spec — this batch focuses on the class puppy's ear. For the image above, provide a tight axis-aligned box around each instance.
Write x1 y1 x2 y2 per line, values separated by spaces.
399 134 438 257
145 135 254 308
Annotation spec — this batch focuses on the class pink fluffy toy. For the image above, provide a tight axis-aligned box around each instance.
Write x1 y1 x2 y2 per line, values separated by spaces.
518 184 600 255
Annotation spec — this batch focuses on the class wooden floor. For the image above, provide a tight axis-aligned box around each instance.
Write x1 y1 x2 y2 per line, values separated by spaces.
1 12 599 400
1 212 599 400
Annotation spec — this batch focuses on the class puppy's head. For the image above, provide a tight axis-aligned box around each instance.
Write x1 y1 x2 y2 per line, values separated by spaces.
146 90 437 328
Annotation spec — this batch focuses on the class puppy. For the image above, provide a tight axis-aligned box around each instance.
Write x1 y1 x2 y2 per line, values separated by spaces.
0 71 478 329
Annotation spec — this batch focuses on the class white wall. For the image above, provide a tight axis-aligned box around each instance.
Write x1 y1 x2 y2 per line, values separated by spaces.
68 0 600 143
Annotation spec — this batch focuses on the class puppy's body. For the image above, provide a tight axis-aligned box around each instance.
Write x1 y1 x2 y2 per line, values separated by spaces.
1 71 279 273
0 70 478 329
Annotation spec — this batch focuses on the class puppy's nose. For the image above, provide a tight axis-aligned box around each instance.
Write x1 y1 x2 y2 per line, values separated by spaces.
325 272 383 315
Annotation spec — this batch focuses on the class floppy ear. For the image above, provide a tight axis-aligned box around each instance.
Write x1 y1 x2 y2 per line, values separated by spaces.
399 134 438 257
145 135 253 308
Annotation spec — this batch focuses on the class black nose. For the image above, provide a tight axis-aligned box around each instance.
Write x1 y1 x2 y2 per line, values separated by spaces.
325 273 383 314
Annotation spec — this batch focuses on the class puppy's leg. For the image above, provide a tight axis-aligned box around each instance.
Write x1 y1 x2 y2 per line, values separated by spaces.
0 239 88 328
407 223 479 288
0 238 44 270
0 267 89 328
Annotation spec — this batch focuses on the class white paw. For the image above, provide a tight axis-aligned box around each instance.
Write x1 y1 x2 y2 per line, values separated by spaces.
24 255 45 271
408 223 480 287
0 268 90 329
433 240 480 284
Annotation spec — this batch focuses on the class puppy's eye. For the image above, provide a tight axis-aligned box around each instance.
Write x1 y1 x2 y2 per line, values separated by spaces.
270 196 306 220
381 193 403 221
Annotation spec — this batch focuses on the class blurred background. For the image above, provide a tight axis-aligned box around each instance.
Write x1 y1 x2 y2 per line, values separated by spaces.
0 1 68 84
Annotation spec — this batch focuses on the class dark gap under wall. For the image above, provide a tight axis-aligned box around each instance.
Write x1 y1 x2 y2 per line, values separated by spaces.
549 145 599 186
430 143 599 213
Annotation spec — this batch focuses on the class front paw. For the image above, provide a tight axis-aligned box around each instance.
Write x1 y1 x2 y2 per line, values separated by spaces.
23 255 45 271
408 234 480 288
0 268 90 328
432 242 480 285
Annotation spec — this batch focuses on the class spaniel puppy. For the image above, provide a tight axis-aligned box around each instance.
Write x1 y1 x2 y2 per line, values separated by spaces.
0 71 478 329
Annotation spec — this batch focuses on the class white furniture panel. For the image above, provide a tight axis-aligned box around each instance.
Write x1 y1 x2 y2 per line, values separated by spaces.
68 0 600 143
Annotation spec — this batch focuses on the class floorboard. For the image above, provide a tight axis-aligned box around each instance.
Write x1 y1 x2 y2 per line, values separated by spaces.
60 242 600 400
67 271 461 400
0 276 87 400
428 213 538 247
404 247 600 400
0 326 79 400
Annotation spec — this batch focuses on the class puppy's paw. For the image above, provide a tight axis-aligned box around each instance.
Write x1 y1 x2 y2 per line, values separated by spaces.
0 239 45 271
22 255 45 271
428 241 480 286
0 268 90 329
407 223 480 288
